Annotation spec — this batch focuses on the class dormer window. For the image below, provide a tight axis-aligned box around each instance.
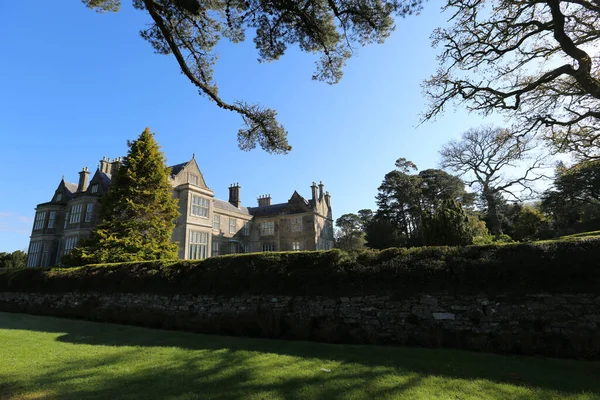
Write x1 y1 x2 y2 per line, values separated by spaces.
91 184 99 194
188 173 198 186
56 193 62 202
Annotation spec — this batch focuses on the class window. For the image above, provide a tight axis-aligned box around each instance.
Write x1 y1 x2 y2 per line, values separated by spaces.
56 193 63 202
91 184 99 194
213 215 220 230
48 211 56 229
260 221 274 236
243 222 250 236
189 231 208 260
292 241 301 251
188 173 198 186
85 204 94 222
290 217 303 232
27 242 41 267
33 212 46 230
69 204 83 224
262 243 276 252
40 242 51 267
229 218 237 234
229 242 237 254
64 212 69 228
191 195 209 217
212 240 219 256
64 236 78 255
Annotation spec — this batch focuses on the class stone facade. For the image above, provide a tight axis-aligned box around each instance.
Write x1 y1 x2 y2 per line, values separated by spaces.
1 291 599 358
26 156 334 266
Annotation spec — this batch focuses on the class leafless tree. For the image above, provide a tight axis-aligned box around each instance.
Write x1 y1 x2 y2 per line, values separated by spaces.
440 125 547 235
424 0 600 160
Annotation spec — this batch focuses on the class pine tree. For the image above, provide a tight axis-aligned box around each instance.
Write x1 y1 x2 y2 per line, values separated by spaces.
65 128 180 264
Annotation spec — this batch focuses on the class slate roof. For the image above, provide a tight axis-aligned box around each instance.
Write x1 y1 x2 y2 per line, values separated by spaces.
214 198 250 215
247 202 288 217
169 162 187 177
64 181 77 193
98 171 112 188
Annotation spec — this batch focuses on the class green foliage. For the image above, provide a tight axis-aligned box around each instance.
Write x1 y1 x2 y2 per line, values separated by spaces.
374 159 473 247
422 200 473 246
5 240 600 297
542 160 600 235
64 128 180 265
0 251 26 269
82 0 422 154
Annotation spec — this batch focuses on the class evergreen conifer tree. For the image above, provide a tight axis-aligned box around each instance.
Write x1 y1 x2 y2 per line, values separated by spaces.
65 128 180 264
422 200 473 246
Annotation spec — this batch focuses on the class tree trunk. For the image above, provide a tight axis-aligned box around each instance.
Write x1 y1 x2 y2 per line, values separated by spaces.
484 191 503 236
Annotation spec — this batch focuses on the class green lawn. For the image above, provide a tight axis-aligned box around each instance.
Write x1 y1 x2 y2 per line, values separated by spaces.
0 312 599 400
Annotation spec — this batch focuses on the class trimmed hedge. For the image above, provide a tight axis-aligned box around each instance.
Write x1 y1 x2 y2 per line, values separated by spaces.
2 240 600 296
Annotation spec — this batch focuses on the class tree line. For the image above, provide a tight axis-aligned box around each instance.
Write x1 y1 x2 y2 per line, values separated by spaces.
336 126 600 250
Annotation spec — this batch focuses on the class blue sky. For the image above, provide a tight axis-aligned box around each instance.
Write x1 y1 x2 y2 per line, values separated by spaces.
0 2 502 252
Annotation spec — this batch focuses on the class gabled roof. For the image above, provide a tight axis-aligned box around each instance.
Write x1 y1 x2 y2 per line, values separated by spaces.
169 157 209 189
64 181 78 194
214 198 250 215
169 162 187 178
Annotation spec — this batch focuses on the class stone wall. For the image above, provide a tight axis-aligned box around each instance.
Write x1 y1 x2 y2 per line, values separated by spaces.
1 291 599 358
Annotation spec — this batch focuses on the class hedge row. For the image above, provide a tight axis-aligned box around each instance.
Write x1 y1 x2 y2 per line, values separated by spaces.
1 240 600 296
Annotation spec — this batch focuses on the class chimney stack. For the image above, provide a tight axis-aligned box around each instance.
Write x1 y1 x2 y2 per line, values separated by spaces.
318 181 324 200
311 182 318 205
110 157 122 176
257 194 272 207
228 183 241 208
77 167 90 192
324 191 331 208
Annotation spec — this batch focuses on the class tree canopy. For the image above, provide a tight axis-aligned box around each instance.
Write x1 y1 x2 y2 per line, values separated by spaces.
65 127 180 264
424 0 600 160
440 125 545 234
83 0 421 154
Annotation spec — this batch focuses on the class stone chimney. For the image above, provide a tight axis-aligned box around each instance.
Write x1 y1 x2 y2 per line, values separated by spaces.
110 157 122 176
77 167 90 192
311 182 318 205
228 183 241 208
318 181 324 200
99 156 109 174
324 191 331 208
257 194 272 207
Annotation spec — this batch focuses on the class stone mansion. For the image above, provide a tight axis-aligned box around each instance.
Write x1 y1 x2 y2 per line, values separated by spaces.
26 156 334 267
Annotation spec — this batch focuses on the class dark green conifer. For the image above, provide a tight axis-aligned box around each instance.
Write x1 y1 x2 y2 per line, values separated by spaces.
65 128 179 265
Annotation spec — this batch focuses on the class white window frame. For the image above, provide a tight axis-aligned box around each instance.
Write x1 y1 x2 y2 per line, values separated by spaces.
27 242 41 267
91 184 99 194
64 236 78 255
229 218 237 234
189 231 208 260
290 217 303 232
69 204 83 224
188 173 198 186
243 222 250 236
262 243 276 252
85 204 94 223
48 211 56 229
213 215 220 230
260 221 275 236
56 193 63 202
292 241 301 251
33 212 46 230
191 195 209 218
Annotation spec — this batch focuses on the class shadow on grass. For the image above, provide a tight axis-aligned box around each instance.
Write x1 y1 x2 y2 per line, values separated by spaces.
1 312 599 400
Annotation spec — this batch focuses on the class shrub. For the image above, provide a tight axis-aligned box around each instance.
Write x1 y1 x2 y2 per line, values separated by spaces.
1 240 600 297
